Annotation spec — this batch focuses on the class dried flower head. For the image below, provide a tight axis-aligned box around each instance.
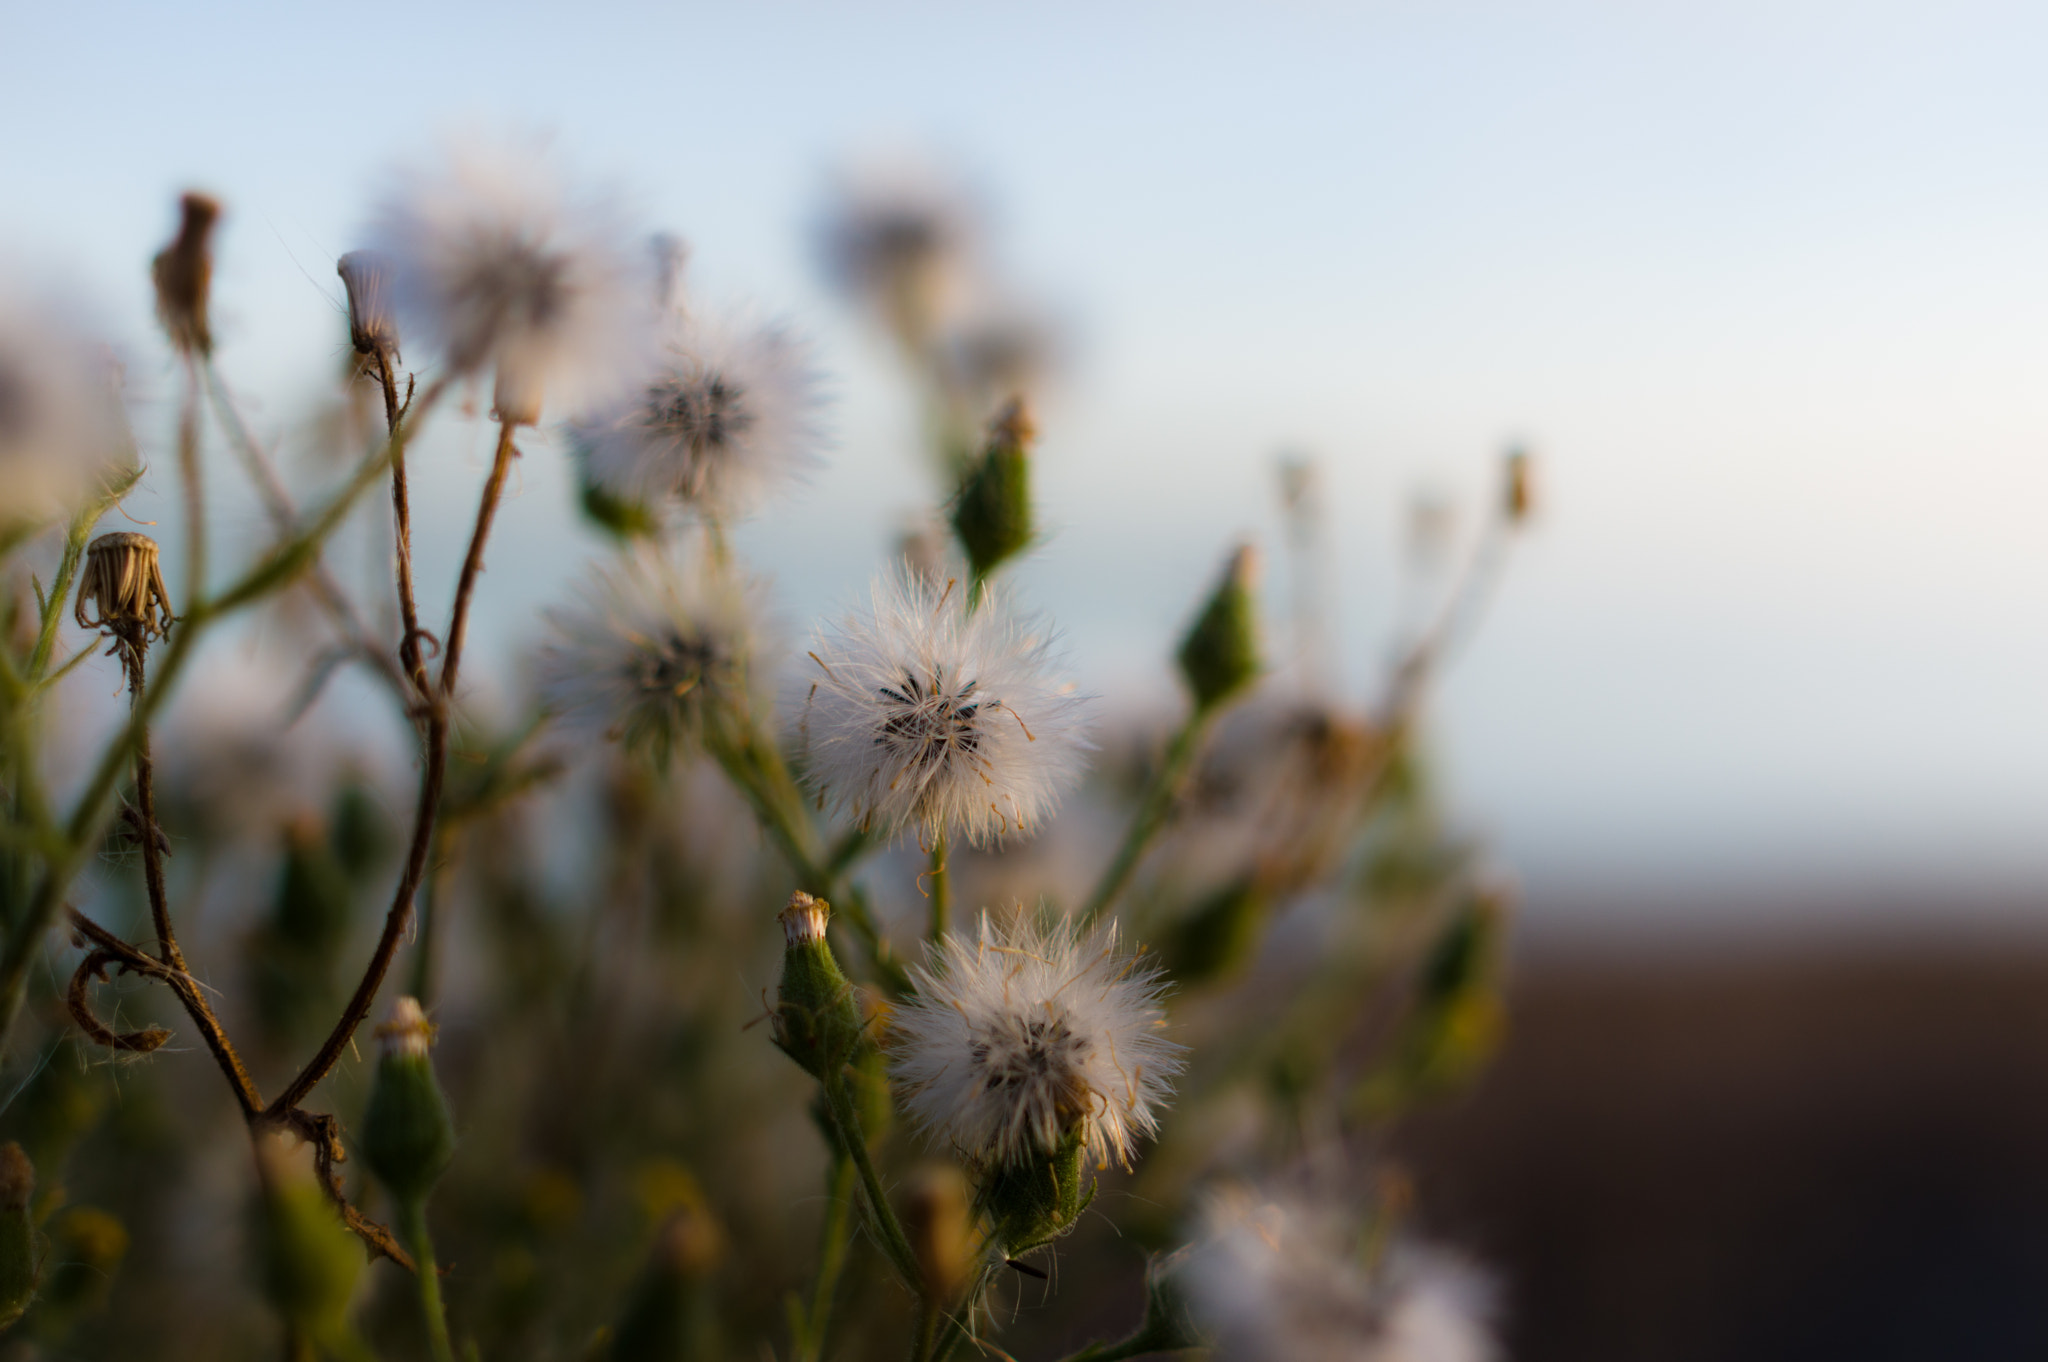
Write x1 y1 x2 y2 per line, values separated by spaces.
572 307 823 521
816 161 981 351
891 911 1180 1170
538 540 759 765
152 192 220 356
365 131 655 424
1181 1185 1499 1362
76 532 174 649
336 250 400 360
779 890 830 946
0 278 130 533
800 573 1091 847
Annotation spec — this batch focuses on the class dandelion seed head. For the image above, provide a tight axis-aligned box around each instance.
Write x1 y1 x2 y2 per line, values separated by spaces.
1182 1186 1498 1362
890 911 1181 1170
365 131 656 423
816 160 982 350
573 308 824 521
799 573 1091 847
538 540 759 765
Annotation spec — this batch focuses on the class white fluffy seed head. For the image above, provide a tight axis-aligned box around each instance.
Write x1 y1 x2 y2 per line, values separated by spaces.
571 307 824 521
0 276 129 532
538 539 760 766
890 911 1182 1171
364 131 657 424
798 573 1091 848
1181 1187 1498 1362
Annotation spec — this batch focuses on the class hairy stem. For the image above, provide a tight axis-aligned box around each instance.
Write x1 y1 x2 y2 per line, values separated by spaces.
396 1199 457 1362
1077 709 1211 927
375 349 430 698
821 1070 923 1294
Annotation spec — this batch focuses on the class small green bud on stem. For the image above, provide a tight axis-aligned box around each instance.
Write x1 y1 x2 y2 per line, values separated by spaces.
950 397 1036 585
363 997 456 1206
1176 544 1262 712
773 894 866 1080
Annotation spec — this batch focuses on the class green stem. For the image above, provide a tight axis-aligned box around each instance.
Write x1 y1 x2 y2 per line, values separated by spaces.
821 1071 922 1293
396 1199 457 1362
920 1266 994 1362
1077 708 1212 926
926 833 949 942
795 1152 857 1362
176 355 207 612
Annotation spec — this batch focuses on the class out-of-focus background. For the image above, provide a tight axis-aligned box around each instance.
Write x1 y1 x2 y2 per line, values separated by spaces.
9 4 2048 1357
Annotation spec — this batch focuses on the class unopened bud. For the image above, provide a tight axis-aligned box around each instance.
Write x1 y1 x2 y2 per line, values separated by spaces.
336 251 400 360
0 1144 38 1329
152 192 220 356
772 893 865 1080
362 997 456 1206
950 396 1036 583
74 532 175 643
903 1165 975 1304
1176 544 1262 712
253 1131 361 1337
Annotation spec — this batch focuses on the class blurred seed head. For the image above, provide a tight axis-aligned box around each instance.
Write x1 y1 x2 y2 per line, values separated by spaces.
335 249 400 360
364 130 658 424
0 277 133 533
816 159 982 353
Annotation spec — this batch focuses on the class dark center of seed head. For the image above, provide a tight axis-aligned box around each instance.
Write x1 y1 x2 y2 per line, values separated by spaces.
875 671 985 769
647 374 755 455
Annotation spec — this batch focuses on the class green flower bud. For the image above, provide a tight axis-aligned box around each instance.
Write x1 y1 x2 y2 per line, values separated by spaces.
578 476 661 541
977 1128 1092 1260
950 398 1035 584
0 1143 39 1330
772 894 865 1081
253 1133 361 1337
362 997 456 1207
1176 545 1262 712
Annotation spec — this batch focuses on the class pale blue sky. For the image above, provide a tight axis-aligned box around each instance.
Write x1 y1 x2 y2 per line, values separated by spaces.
9 2 2048 929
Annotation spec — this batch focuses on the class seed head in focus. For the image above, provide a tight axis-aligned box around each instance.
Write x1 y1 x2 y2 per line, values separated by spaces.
538 537 759 765
364 131 656 424
800 573 1091 847
573 307 824 522
891 911 1181 1171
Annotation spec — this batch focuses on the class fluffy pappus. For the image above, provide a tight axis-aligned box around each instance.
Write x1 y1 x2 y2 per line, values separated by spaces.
363 131 656 424
890 911 1182 1171
537 540 761 765
571 307 824 521
798 572 1090 847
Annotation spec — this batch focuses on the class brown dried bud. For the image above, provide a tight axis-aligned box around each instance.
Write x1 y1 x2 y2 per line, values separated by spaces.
336 250 400 360
75 532 174 643
152 192 220 356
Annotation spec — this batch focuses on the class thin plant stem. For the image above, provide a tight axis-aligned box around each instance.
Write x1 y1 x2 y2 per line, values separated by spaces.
396 1199 458 1362
120 642 264 1118
374 348 431 697
1077 708 1211 927
795 1152 857 1362
407 823 459 1007
926 833 949 942
269 417 519 1115
176 355 206 609
919 1266 994 1362
821 1070 923 1294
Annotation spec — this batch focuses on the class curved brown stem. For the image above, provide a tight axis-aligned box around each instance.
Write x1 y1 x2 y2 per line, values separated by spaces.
66 950 172 1053
375 347 431 698
268 419 521 1116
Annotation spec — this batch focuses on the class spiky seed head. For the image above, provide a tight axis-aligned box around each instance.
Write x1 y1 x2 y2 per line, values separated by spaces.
890 911 1181 1172
799 573 1092 848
